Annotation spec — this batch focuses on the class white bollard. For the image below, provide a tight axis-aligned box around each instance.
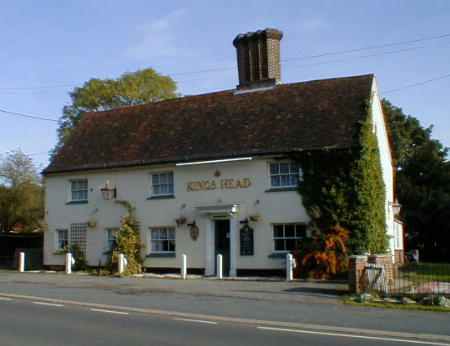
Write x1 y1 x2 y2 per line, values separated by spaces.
18 252 25 273
286 253 294 281
181 254 187 280
65 253 72 274
118 253 125 274
217 254 223 279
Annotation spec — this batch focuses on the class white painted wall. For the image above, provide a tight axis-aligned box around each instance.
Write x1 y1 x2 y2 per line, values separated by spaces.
370 77 397 257
44 80 398 270
44 157 307 271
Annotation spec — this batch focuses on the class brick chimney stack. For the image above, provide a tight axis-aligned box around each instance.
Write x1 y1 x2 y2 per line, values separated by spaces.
233 28 283 90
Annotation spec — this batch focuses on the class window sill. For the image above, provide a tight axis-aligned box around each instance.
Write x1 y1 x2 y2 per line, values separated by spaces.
147 195 175 200
146 253 176 258
265 187 298 193
268 252 289 259
66 200 88 205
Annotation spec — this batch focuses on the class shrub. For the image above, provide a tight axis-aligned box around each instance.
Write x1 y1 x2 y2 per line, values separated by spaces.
114 200 144 275
294 225 349 279
69 244 87 271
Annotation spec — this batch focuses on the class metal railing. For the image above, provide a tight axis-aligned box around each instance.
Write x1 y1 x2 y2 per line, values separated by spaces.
365 262 450 298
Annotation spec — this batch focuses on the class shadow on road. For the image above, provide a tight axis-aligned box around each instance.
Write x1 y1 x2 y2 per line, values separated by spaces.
284 286 348 296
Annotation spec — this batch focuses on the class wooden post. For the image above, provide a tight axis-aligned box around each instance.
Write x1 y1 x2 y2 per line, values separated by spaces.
18 252 25 273
65 253 72 274
181 254 187 280
286 253 293 281
118 253 125 274
217 254 223 279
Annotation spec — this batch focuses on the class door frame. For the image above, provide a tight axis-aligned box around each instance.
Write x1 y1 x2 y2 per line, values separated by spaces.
205 215 238 277
214 218 231 276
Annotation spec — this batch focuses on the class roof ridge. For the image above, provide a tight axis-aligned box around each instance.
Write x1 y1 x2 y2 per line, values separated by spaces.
85 89 235 116
84 73 374 117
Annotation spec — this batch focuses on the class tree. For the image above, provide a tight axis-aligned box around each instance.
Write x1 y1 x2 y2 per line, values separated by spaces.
382 99 450 262
55 68 178 154
0 150 44 233
0 149 39 187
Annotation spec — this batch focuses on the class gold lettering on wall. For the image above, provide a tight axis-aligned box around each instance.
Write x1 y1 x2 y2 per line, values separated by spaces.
187 178 251 192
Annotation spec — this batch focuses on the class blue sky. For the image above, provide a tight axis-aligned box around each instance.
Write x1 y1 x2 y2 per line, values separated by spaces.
1 1 449 170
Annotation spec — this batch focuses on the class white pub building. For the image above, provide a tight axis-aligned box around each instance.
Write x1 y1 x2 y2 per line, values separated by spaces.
43 28 404 276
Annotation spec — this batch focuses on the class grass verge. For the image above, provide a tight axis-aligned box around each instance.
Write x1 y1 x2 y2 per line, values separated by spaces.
343 297 450 313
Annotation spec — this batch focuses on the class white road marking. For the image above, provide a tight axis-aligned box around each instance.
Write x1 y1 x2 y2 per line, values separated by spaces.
90 308 129 315
0 297 12 301
1 292 449 345
32 302 64 307
257 326 450 346
174 318 218 325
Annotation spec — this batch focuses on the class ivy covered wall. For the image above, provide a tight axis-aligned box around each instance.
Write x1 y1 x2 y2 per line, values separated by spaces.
296 102 387 254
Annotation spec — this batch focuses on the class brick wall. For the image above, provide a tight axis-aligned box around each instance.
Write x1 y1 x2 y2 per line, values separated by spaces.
348 255 368 294
349 254 395 294
394 249 404 265
233 28 283 89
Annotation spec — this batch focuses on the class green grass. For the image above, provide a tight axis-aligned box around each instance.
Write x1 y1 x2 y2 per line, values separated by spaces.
400 263 450 283
343 297 450 313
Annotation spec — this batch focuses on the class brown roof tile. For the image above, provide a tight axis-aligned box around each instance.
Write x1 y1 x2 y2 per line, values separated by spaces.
43 74 374 174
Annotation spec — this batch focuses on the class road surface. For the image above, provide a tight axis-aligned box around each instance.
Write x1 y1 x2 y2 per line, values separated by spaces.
0 296 449 346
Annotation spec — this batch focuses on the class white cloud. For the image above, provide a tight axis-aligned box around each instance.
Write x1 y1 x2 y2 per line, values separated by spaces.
127 9 187 60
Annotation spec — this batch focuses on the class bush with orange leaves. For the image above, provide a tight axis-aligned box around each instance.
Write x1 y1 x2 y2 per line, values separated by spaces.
294 225 349 279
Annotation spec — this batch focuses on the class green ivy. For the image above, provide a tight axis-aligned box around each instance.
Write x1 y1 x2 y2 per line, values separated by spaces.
349 102 387 253
297 101 387 254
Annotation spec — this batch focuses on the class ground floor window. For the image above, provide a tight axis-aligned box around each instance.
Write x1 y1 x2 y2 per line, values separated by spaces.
273 223 306 252
70 223 88 255
56 229 69 250
150 227 175 253
55 224 88 255
106 228 119 251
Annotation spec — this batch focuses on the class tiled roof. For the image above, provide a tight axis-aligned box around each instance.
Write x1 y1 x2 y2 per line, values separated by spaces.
43 74 374 174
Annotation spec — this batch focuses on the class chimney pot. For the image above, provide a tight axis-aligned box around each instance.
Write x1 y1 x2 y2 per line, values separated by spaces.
233 28 283 90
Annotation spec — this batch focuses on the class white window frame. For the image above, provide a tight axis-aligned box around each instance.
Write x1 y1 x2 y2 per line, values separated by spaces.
69 223 88 255
69 179 88 202
269 161 302 189
272 223 306 252
106 228 119 251
149 227 176 254
54 224 88 254
394 221 404 250
55 229 69 251
150 171 174 197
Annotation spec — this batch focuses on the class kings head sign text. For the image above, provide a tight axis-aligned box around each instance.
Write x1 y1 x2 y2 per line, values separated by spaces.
187 178 251 192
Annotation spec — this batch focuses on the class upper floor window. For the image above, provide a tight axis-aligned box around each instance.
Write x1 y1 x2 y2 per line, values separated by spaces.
273 223 306 252
150 227 176 253
270 162 301 188
70 179 88 202
151 172 174 196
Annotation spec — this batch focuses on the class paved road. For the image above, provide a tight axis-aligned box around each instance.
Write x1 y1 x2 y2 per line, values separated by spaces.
0 272 449 337
0 297 448 346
